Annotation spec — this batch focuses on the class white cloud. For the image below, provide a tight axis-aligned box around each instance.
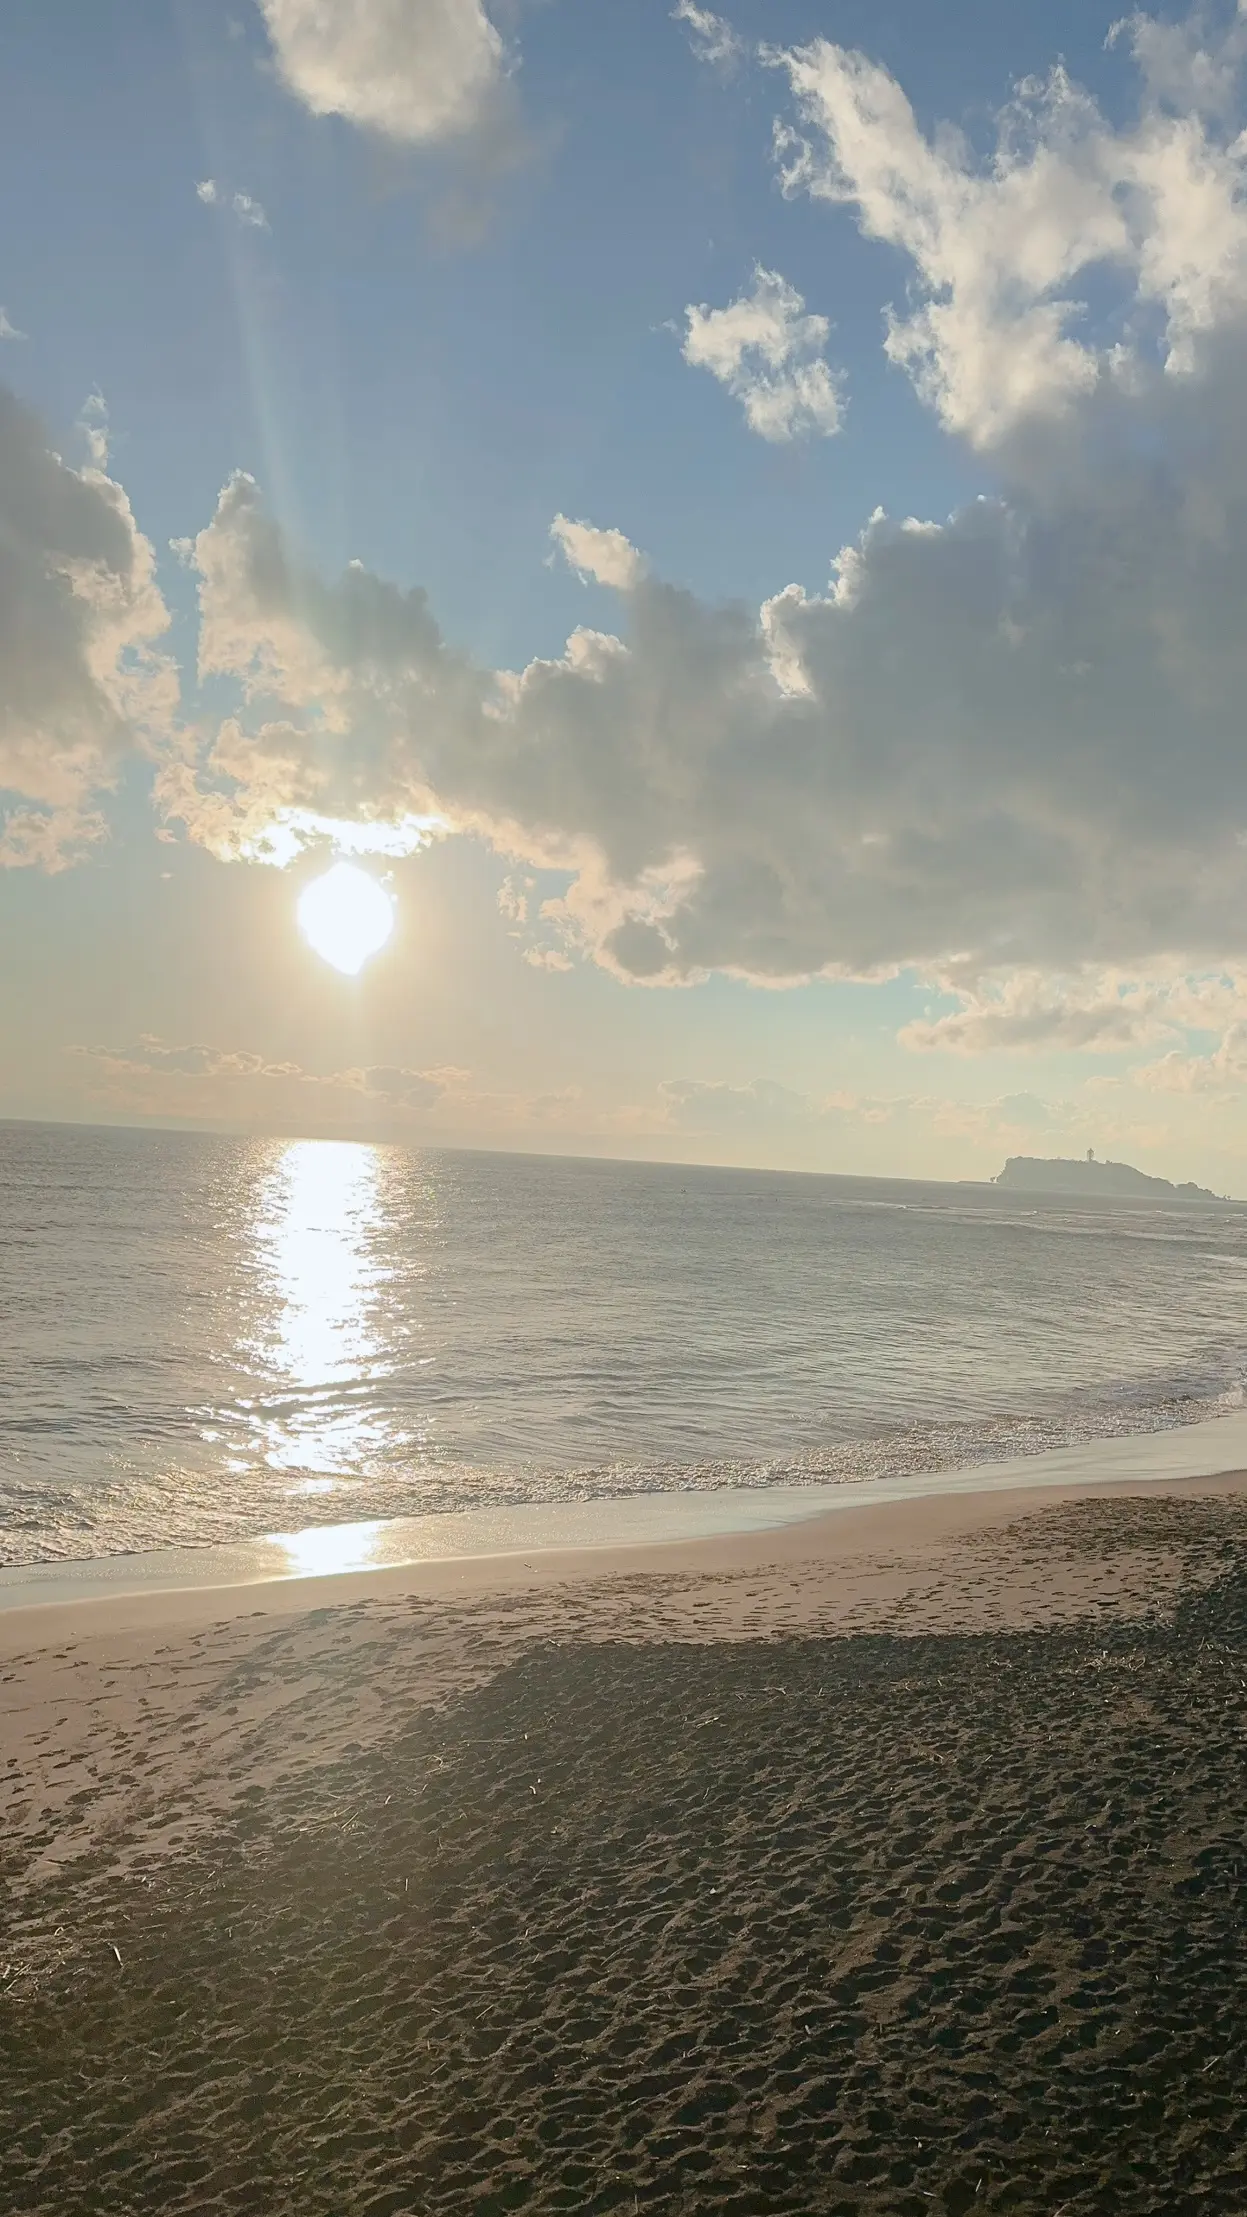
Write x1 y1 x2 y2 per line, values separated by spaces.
0 386 174 871
682 266 844 441
197 178 269 229
79 390 111 469
1135 1018 1247 1092
0 309 26 341
550 513 647 590
772 12 1247 450
258 0 508 145
231 190 269 229
672 2 743 69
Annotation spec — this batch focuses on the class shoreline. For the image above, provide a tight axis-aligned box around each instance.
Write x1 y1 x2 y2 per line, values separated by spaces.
4 1402 1247 1634
4 1464 1247 1880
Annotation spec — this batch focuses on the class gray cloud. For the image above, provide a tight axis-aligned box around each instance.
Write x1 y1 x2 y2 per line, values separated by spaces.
900 986 1177 1056
900 968 1247 1059
165 298 1247 990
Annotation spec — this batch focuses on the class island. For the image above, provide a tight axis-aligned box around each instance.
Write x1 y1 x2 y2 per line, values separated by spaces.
995 1153 1221 1201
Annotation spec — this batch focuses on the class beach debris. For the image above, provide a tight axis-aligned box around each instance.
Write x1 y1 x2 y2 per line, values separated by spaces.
109 1943 122 1966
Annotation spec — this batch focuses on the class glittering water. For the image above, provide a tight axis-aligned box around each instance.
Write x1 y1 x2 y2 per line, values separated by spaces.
2 1119 1246 1564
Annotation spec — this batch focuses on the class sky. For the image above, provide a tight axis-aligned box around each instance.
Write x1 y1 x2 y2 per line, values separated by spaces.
6 0 1247 1187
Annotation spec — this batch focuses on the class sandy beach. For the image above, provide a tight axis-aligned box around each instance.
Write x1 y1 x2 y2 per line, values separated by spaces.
5 1468 1247 2213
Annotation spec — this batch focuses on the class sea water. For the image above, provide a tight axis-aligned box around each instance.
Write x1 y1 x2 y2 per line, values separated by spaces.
2 1119 1246 1566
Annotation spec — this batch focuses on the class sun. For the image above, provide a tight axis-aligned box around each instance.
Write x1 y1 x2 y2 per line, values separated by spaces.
297 863 394 975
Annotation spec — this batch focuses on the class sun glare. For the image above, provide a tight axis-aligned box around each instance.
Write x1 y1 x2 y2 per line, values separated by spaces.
297 863 394 975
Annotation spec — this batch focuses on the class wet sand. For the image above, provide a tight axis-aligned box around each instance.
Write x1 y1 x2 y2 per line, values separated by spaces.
4 1473 1247 2213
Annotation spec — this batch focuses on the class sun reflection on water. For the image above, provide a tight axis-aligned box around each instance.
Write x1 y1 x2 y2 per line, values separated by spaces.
268 1518 391 1579
243 1139 392 1480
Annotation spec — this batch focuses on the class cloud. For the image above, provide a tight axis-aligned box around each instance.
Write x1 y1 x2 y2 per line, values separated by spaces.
900 967 1247 1057
156 472 453 862
682 266 844 441
0 309 26 341
550 514 647 591
135 14 1247 1008
349 1062 467 1108
74 1035 464 1108
672 2 743 69
197 179 269 229
900 976 1180 1055
1135 1018 1247 1092
75 1037 279 1080
0 386 174 871
166 338 1247 989
258 0 508 146
71 1036 614 1138
230 190 269 230
497 871 531 924
772 10 1247 452
79 389 111 469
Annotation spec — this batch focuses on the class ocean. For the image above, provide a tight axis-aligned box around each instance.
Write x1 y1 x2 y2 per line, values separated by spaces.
2 1119 1246 1567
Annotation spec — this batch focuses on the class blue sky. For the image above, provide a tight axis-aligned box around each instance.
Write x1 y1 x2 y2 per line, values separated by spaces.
4 0 1247 1186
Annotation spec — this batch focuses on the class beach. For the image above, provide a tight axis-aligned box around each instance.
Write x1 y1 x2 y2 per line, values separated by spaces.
5 1466 1247 2214
10 0 1247 2203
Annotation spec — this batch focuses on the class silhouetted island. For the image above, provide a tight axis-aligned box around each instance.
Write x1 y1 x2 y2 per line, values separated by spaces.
996 1154 1220 1201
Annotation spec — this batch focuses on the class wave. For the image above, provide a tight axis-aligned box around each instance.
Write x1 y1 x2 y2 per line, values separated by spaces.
3 1367 1243 1569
